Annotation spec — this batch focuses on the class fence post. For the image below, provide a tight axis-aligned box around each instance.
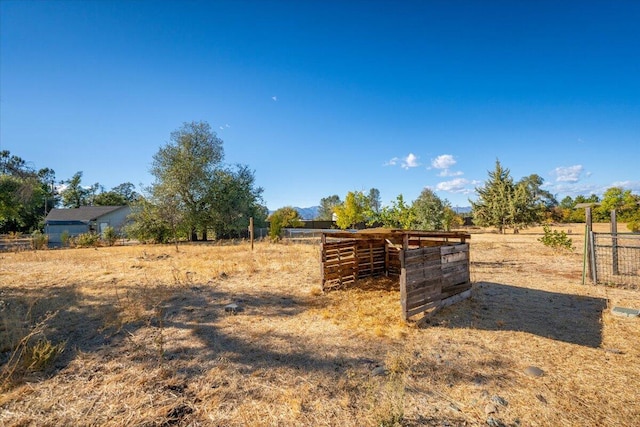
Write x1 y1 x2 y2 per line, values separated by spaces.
586 207 594 281
249 217 254 251
611 209 619 275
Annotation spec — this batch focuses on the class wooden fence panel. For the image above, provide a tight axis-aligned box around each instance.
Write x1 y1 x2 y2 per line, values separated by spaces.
401 243 471 320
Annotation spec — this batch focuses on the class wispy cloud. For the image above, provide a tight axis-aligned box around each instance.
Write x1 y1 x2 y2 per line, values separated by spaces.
384 157 399 167
611 180 640 192
436 178 479 194
553 165 584 183
430 154 463 177
384 153 420 169
272 96 278 101
219 124 231 130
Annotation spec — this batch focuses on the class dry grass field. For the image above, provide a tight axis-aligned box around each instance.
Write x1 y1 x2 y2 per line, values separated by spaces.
1 225 639 426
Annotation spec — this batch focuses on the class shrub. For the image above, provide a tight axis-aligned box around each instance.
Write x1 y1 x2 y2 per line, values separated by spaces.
30 231 48 250
626 211 640 233
60 230 71 247
538 225 574 251
102 226 119 246
75 233 100 248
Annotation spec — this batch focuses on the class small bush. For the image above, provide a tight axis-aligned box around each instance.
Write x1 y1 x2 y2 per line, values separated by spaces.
30 231 48 250
75 233 100 248
102 226 119 246
538 225 574 252
23 339 65 372
60 230 71 247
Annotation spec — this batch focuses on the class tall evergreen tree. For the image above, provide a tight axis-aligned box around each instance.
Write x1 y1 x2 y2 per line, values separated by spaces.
471 160 515 234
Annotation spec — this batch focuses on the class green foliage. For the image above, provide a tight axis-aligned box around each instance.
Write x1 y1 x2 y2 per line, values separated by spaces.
60 171 93 208
412 188 445 230
316 194 342 221
375 194 415 229
30 231 48 250
626 211 640 232
268 207 302 241
0 151 57 234
538 225 574 251
60 230 71 247
102 226 119 246
75 233 100 248
334 191 369 229
150 121 224 241
208 165 267 239
471 160 548 233
126 197 180 244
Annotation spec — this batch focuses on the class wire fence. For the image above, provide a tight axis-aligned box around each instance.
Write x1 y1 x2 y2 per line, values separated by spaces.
592 232 640 287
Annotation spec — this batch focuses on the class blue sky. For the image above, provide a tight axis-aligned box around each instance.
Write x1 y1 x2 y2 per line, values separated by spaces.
1 0 638 210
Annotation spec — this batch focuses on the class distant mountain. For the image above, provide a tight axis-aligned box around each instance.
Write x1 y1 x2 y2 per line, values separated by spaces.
294 206 320 220
268 206 321 220
453 206 472 214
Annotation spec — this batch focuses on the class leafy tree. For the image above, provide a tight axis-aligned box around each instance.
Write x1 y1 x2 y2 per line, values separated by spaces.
208 165 267 239
94 191 128 206
316 195 342 221
376 194 416 229
60 172 92 208
595 187 639 222
150 121 224 241
334 191 369 229
470 160 516 233
367 188 381 214
442 206 463 231
0 150 57 233
126 196 183 248
268 206 302 240
412 188 446 230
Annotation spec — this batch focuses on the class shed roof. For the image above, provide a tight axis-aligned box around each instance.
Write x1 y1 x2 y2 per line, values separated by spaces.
45 206 128 223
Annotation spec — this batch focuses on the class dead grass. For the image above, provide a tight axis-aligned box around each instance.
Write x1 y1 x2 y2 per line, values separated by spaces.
0 229 639 426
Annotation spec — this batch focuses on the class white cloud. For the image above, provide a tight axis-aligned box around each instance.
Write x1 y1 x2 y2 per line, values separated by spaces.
272 96 278 101
553 165 584 183
431 154 456 170
384 157 399 166
439 169 464 177
436 178 477 194
402 153 420 169
611 181 640 192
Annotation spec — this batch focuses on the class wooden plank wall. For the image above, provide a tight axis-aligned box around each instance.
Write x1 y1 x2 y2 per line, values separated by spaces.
321 239 386 290
400 243 470 320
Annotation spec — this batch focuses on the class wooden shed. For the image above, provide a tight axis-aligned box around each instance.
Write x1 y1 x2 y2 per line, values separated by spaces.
321 229 471 320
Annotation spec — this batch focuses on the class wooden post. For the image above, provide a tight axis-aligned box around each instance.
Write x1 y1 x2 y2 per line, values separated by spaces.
611 209 618 275
585 207 593 281
249 217 254 251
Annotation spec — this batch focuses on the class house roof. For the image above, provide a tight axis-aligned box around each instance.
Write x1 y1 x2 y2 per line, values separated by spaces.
45 206 128 223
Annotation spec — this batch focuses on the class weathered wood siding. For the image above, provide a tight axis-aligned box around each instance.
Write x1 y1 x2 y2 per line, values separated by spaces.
400 243 470 320
321 239 386 290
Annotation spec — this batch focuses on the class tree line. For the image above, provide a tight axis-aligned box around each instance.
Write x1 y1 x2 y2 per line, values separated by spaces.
270 159 640 238
2 126 639 240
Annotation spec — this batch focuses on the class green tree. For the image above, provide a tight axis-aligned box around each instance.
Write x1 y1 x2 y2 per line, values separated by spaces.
376 194 416 229
367 188 381 214
412 188 446 230
334 191 368 229
208 165 267 239
470 160 515 233
60 172 91 208
268 206 302 240
0 151 57 233
316 195 342 221
150 121 224 241
595 187 639 222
